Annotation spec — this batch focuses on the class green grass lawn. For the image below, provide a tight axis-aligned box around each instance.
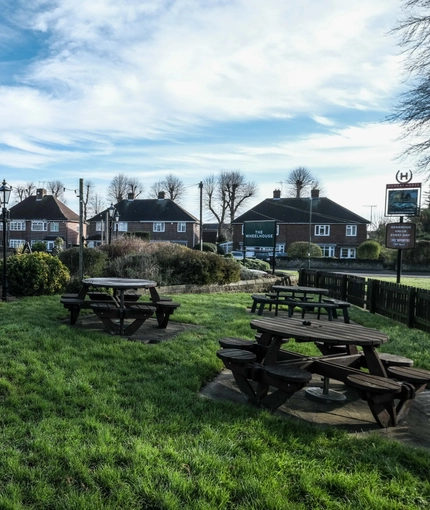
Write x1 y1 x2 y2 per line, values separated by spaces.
0 293 429 509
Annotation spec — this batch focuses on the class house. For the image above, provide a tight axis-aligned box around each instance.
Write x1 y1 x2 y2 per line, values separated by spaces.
232 189 370 259
86 192 200 247
5 188 82 251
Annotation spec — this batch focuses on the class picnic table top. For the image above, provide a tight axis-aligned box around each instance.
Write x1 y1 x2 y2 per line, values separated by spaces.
271 285 329 295
82 278 157 289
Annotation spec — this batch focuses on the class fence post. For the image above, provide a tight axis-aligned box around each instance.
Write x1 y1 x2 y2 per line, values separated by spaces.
368 279 377 314
298 269 304 286
341 274 348 301
407 287 416 328
315 271 321 288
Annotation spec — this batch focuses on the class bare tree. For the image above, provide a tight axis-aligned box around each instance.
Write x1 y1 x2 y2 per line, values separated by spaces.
203 171 258 238
82 181 95 222
13 182 36 202
389 0 430 176
128 177 144 198
47 180 66 200
107 173 144 202
89 193 106 216
149 174 186 201
285 167 317 198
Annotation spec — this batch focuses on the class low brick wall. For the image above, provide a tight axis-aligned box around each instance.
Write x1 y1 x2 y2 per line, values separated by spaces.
157 274 298 296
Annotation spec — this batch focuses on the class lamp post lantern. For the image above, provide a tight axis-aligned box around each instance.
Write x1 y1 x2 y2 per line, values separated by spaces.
114 209 120 238
107 203 119 245
0 179 12 302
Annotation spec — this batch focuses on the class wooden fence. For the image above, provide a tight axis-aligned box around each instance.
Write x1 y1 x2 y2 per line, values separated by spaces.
298 269 430 333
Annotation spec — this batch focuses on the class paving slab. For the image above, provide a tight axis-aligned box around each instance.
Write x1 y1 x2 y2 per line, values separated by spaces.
200 370 430 451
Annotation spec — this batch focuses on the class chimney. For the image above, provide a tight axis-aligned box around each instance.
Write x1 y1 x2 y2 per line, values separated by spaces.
273 189 281 200
158 191 165 200
36 189 47 201
311 189 320 199
127 192 135 201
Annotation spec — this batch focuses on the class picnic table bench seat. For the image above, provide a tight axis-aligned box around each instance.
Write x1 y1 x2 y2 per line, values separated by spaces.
60 296 114 325
250 294 295 316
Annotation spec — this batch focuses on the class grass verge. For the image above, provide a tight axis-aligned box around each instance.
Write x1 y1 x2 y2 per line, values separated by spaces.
0 294 428 509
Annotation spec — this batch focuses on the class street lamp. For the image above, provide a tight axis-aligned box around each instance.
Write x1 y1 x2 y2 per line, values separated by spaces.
108 203 119 244
114 209 120 238
0 179 12 302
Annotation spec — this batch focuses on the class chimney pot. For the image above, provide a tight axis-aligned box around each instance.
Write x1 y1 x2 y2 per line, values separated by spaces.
158 191 165 200
311 189 320 199
273 189 281 199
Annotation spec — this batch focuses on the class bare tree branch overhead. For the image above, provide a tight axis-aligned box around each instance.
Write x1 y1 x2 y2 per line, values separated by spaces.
107 174 144 202
285 167 319 197
389 0 430 176
149 174 186 202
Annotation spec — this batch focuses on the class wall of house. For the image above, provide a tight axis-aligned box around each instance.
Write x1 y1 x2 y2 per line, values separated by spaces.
87 221 200 247
233 222 367 257
7 220 81 249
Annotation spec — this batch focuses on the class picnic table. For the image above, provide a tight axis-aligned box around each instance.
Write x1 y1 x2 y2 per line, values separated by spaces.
217 317 430 428
60 278 180 334
251 285 331 317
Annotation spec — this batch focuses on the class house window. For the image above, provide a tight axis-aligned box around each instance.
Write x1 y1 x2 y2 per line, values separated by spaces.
177 222 186 233
346 225 357 236
321 245 335 257
315 225 330 236
153 222 165 232
96 222 102 231
117 222 127 232
50 222 59 232
9 239 25 249
31 221 48 231
340 247 356 259
10 221 26 231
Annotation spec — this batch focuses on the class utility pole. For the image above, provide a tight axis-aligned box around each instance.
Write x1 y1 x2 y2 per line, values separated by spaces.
199 181 203 251
78 178 84 282
363 205 377 228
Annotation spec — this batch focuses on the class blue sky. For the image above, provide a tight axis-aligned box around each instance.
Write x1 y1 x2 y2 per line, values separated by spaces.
0 0 415 222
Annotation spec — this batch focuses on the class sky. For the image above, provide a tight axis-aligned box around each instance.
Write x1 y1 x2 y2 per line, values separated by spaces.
0 0 418 223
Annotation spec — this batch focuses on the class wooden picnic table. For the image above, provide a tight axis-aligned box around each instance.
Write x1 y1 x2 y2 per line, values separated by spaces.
217 317 430 428
60 278 180 334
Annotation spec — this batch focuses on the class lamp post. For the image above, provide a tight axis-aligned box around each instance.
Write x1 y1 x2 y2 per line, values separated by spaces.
0 179 12 302
114 209 120 238
108 203 119 245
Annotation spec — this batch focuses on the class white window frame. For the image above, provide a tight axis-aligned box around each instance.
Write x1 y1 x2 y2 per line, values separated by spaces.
153 222 165 233
320 245 335 257
340 247 356 259
315 225 330 236
50 222 59 232
9 239 25 249
96 221 103 232
346 225 357 236
117 222 127 232
10 220 26 231
31 221 48 232
177 222 186 233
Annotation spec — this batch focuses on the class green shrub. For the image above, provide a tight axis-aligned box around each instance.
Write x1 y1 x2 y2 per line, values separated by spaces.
31 241 47 253
357 240 381 260
58 247 108 277
402 240 430 264
242 258 270 271
193 242 217 253
287 242 322 257
3 252 70 296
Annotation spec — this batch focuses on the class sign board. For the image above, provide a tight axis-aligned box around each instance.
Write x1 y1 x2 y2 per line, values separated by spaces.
243 221 277 248
385 222 416 249
385 183 421 216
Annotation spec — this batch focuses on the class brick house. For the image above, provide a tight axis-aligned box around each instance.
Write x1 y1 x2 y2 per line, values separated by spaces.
5 188 82 251
86 192 200 247
232 189 370 259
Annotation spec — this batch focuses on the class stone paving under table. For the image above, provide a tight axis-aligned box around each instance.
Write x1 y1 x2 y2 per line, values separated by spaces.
200 370 430 451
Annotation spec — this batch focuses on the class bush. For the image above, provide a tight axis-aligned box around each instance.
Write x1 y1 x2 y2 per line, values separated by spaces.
242 258 270 272
3 252 70 296
31 241 47 253
287 242 322 257
357 240 381 260
58 247 108 277
402 240 430 264
193 242 217 253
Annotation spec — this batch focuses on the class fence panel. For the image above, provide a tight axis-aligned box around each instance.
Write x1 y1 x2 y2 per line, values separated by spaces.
316 272 346 300
415 288 430 333
370 281 414 327
346 275 367 309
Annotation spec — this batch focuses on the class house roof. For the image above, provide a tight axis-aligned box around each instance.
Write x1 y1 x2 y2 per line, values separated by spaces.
233 197 370 225
88 198 198 223
9 195 80 221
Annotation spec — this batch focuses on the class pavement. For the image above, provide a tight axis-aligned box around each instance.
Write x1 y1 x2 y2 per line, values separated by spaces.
74 314 430 451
